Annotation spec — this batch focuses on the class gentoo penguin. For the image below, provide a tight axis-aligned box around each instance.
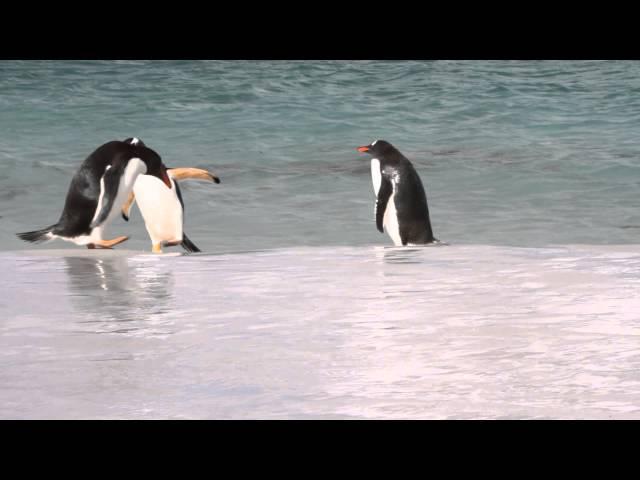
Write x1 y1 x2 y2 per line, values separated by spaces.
120 137 221 254
357 139 438 246
120 166 220 254
17 138 172 249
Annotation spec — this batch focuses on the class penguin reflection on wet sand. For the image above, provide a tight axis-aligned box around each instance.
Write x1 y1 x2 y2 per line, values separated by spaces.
357 139 439 246
17 139 172 249
121 137 221 254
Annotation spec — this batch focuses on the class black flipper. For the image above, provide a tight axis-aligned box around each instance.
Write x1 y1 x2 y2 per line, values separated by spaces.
90 164 124 229
16 224 58 244
181 233 201 253
375 177 393 233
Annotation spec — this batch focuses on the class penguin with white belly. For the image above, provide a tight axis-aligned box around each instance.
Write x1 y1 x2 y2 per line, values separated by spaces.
120 137 221 254
17 139 172 249
357 139 438 246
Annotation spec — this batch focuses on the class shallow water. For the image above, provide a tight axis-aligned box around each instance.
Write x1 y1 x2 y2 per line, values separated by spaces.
2 61 640 418
2 61 640 251
2 245 640 419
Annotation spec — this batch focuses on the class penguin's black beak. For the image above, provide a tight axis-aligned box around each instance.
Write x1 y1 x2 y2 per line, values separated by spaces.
357 145 371 153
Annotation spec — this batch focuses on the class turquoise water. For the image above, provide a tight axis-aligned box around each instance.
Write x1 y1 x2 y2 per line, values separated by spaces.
2 60 640 251
2 61 640 419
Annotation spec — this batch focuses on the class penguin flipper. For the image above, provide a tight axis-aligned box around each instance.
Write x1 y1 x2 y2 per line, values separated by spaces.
90 164 124 229
180 233 201 253
168 167 221 184
121 191 136 221
375 177 393 234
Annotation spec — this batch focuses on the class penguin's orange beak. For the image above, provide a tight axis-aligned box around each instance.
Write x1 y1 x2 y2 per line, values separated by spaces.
357 145 370 153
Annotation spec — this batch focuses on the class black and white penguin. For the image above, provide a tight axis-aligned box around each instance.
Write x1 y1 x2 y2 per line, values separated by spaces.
357 139 438 246
120 138 220 254
17 138 172 249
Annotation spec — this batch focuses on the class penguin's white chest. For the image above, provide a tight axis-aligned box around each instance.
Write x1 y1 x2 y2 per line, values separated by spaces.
110 158 147 222
383 193 402 246
371 159 402 246
133 175 183 244
371 158 382 196
79 158 147 245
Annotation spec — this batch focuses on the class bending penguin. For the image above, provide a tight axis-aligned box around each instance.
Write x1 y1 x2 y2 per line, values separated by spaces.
120 137 221 254
357 139 438 246
17 138 172 249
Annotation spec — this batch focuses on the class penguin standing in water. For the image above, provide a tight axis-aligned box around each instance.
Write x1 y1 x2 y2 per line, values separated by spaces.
357 139 438 246
120 137 221 253
17 139 172 249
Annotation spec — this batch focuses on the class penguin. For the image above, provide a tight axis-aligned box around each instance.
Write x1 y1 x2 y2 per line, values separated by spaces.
120 166 220 254
357 139 438 246
17 138 172 249
120 137 221 254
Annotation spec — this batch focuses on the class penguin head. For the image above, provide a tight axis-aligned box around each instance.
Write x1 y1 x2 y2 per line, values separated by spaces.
124 138 172 189
140 149 172 189
357 139 395 157
123 137 146 148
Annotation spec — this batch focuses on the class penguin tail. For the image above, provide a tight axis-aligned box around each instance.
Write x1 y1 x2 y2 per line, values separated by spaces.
180 233 201 253
16 224 58 244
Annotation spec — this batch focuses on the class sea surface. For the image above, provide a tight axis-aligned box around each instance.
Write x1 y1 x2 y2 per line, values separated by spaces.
1 61 640 418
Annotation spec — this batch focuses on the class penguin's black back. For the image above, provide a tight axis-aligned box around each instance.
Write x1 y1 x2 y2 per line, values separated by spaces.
378 145 435 244
55 141 147 237
393 160 435 244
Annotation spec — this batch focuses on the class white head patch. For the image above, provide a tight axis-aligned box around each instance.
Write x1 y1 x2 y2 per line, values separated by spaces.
130 137 140 145
372 140 378 146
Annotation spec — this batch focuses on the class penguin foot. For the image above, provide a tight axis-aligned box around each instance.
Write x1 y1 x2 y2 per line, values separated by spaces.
152 243 163 254
87 236 129 249
87 244 111 249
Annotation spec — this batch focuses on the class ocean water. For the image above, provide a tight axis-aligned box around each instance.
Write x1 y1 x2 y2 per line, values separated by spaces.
1 60 640 419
